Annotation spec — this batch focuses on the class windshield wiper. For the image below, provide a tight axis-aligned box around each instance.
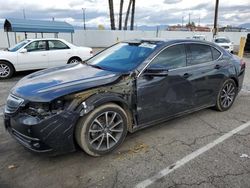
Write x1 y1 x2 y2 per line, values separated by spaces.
89 64 103 70
85 62 103 70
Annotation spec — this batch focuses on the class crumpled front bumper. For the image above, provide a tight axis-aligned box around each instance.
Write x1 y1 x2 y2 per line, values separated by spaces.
4 110 80 155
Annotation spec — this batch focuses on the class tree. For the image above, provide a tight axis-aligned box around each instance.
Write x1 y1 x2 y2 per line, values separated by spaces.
119 0 124 30
124 0 133 30
108 0 115 30
130 0 135 30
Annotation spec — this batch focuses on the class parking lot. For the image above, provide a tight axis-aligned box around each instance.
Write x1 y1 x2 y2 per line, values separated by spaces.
0 57 250 188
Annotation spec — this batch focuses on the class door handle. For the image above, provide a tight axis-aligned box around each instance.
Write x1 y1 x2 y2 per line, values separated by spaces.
183 73 192 79
42 54 46 56
214 64 221 69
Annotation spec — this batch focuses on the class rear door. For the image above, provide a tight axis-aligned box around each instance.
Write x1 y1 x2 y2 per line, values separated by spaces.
186 43 223 106
47 40 72 68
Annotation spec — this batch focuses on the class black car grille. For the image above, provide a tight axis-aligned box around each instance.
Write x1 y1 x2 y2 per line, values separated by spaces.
5 94 24 114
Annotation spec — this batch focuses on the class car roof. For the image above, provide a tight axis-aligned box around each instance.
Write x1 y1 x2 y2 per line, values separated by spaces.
123 38 216 46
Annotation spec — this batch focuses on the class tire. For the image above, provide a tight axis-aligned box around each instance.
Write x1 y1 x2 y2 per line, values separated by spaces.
215 79 237 111
75 103 128 156
0 61 14 79
68 57 81 64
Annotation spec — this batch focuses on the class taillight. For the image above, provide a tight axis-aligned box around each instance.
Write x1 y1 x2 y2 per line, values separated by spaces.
240 59 246 69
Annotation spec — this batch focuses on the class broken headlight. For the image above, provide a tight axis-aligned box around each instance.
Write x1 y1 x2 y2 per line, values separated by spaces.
23 98 68 119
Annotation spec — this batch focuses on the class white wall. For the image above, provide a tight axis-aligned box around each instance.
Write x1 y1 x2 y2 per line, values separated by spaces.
0 29 248 49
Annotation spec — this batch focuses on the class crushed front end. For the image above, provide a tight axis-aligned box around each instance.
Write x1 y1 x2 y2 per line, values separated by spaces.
4 94 80 154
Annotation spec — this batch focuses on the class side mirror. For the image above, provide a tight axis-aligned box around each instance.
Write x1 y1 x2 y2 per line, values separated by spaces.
19 48 27 53
143 67 168 77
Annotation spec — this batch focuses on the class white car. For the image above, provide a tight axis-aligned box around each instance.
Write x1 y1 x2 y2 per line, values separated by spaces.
213 37 234 53
0 38 93 78
192 35 206 41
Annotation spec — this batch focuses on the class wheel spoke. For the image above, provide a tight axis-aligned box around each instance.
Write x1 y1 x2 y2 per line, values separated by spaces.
109 120 122 130
106 133 110 149
110 129 123 133
97 134 105 149
109 112 117 126
108 133 118 143
90 133 104 144
105 112 109 126
89 129 103 133
94 119 104 129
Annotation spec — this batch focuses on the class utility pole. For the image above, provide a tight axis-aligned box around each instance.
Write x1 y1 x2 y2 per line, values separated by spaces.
82 8 86 30
213 0 219 38
23 9 26 19
130 0 135 30
119 0 124 30
182 16 184 27
188 13 191 25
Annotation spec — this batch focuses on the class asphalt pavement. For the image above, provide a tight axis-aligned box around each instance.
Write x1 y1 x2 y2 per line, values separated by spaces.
0 57 250 188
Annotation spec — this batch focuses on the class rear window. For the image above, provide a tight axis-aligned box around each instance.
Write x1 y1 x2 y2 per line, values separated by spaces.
188 44 213 65
211 47 221 60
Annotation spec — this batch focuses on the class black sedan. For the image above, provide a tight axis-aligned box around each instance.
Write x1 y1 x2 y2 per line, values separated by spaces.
4 39 245 156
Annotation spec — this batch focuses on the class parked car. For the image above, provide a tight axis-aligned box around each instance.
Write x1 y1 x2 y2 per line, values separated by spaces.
213 37 234 53
192 35 206 41
4 39 245 156
0 38 93 79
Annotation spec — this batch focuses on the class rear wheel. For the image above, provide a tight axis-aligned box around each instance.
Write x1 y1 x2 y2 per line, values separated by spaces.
0 61 14 79
68 57 81 64
215 79 237 111
75 103 128 156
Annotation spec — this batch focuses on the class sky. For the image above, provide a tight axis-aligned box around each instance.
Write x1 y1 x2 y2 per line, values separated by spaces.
0 0 249 28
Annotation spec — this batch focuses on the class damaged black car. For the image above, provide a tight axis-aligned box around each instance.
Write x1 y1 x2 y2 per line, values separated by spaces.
4 39 245 156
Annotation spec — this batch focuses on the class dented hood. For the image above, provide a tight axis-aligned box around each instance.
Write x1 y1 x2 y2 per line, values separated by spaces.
11 63 121 102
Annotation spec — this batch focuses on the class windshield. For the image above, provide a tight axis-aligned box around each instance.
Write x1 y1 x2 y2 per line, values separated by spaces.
215 38 230 43
8 40 30 52
87 42 156 72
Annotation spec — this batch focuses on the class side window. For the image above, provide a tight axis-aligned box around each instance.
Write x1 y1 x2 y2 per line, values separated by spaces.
25 41 46 52
188 44 213 65
211 47 221 60
149 44 186 70
48 40 69 50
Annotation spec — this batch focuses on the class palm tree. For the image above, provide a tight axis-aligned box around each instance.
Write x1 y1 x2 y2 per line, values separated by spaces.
119 0 124 30
130 0 135 30
124 0 133 30
108 0 115 30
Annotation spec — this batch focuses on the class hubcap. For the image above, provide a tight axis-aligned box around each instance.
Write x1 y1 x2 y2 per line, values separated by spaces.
70 59 79 64
88 111 124 151
0 64 10 78
220 82 236 108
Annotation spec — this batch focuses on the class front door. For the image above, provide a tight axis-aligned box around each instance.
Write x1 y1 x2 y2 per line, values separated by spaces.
136 44 195 125
17 40 48 70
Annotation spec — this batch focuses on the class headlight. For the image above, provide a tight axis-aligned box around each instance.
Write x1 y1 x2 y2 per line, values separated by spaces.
24 98 67 119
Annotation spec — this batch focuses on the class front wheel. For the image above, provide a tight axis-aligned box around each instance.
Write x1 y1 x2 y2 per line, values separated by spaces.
75 103 128 156
0 61 14 79
215 79 237 111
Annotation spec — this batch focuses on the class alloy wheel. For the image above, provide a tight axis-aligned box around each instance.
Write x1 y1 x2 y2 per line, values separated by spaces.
0 63 10 78
88 111 124 151
70 59 79 64
220 82 236 108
